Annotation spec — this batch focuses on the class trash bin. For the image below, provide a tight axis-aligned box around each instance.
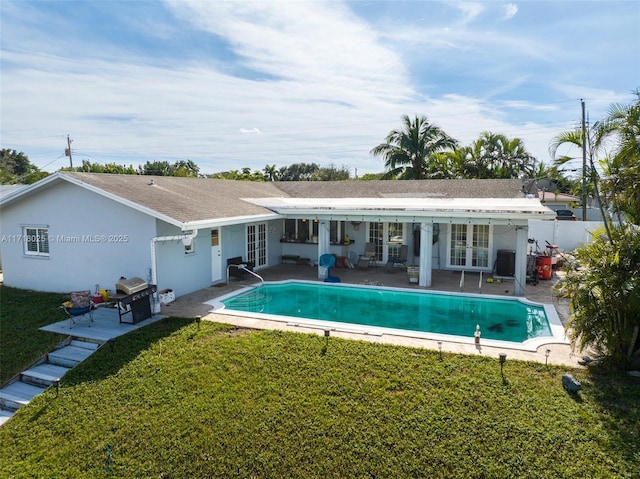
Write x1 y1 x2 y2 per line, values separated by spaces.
536 255 553 280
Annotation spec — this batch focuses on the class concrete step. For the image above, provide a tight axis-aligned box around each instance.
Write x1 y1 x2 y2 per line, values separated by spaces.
0 382 47 411
0 408 14 426
47 345 95 368
21 363 71 388
70 339 100 351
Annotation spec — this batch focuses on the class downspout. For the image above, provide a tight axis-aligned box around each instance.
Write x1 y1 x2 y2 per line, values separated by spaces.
150 230 198 294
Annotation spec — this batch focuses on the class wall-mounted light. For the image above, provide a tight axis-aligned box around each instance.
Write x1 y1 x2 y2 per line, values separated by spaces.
182 236 193 247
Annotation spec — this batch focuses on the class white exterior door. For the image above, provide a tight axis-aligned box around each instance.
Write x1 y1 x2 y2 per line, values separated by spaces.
447 224 492 270
247 223 267 268
211 229 222 282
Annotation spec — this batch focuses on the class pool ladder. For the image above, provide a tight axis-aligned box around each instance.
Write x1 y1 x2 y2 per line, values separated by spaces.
226 264 264 287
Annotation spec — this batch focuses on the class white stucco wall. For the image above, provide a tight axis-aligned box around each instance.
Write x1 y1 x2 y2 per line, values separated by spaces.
528 220 604 253
0 181 155 293
153 221 212 297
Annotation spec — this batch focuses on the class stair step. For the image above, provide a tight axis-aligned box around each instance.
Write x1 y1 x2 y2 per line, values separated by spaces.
70 339 100 351
21 364 70 387
48 345 95 367
0 409 15 427
0 382 46 410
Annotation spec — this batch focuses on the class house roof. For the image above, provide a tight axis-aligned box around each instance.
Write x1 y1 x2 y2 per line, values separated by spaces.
0 172 554 228
274 178 529 199
538 190 580 203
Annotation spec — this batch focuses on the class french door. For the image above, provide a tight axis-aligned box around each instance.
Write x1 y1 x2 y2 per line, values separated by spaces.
247 223 267 268
367 222 404 262
448 224 491 270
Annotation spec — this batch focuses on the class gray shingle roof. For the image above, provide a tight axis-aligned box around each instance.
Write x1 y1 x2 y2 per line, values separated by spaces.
65 172 286 223
25 173 533 225
274 179 527 199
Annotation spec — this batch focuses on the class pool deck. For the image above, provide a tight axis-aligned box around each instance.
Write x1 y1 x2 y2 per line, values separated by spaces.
160 264 585 368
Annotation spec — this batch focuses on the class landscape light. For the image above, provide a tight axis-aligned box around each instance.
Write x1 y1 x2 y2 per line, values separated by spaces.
499 353 507 377
545 348 551 366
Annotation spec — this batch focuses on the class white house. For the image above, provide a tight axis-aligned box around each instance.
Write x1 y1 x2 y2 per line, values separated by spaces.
0 172 555 296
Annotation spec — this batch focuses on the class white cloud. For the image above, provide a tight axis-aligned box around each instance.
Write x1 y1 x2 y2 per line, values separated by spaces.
453 1 485 24
503 3 518 20
1 0 637 176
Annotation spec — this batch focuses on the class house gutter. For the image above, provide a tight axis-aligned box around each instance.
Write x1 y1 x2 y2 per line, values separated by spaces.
150 230 198 300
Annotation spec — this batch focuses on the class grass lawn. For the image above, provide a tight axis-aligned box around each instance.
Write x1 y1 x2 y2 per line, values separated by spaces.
1 288 639 478
0 286 68 384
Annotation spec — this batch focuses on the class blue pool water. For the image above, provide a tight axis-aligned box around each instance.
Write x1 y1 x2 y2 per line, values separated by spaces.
220 282 552 343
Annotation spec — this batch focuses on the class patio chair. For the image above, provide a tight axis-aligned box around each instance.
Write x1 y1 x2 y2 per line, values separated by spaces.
357 242 377 269
61 290 95 328
385 244 408 272
319 254 340 282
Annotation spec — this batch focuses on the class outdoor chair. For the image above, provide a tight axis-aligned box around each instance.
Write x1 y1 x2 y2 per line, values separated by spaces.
385 244 408 272
61 290 95 328
357 242 377 269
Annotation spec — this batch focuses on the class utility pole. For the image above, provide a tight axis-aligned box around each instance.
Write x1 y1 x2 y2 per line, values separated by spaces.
65 135 73 168
581 100 587 221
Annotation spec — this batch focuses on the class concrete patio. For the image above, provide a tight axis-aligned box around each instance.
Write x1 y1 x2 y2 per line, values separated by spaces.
40 306 167 343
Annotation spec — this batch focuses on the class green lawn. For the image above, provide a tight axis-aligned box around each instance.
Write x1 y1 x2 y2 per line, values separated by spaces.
1 287 639 478
0 286 68 383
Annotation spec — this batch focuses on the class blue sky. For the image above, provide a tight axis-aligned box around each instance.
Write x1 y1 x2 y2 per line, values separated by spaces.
1 0 638 177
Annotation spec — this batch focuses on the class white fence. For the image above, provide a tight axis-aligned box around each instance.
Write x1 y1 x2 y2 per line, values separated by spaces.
528 220 605 253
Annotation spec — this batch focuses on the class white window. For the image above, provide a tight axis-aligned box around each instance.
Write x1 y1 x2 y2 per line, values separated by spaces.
23 226 50 256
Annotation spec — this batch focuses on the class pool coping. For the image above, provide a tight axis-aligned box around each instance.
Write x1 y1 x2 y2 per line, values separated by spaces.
207 280 569 353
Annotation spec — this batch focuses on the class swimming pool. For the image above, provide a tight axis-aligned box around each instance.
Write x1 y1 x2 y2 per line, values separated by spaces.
212 281 565 350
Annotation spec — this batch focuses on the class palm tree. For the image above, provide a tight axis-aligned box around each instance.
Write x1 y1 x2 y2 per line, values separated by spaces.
466 132 537 179
549 116 615 239
371 115 457 180
601 91 640 225
556 226 640 368
263 164 279 181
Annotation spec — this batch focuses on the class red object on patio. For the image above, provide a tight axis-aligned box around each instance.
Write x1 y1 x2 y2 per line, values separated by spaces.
336 256 347 268
536 256 553 280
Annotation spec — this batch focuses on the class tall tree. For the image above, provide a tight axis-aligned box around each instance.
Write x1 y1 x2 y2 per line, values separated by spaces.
0 149 48 184
278 163 319 181
371 115 458 180
263 164 279 181
601 91 640 225
549 113 615 238
465 132 537 179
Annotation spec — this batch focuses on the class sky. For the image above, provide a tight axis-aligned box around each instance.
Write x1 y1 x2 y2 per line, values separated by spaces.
1 0 639 177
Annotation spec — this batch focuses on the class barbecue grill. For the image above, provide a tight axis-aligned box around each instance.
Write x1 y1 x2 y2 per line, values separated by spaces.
115 277 148 295
113 277 157 324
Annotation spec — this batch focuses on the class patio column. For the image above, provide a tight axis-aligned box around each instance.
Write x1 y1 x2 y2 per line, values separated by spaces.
419 222 433 287
514 225 528 295
317 220 330 279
